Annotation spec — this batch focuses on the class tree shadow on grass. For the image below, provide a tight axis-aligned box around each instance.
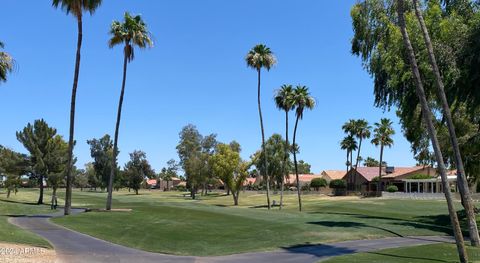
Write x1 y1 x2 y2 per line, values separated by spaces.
308 221 404 237
310 211 455 236
281 243 357 258
0 198 40 206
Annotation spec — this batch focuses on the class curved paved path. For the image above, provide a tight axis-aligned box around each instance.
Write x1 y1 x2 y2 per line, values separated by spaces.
9 210 455 263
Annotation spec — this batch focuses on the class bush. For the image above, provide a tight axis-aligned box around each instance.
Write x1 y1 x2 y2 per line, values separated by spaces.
310 178 327 191
329 179 346 189
407 174 434 179
386 185 398 193
175 185 186 191
301 184 311 191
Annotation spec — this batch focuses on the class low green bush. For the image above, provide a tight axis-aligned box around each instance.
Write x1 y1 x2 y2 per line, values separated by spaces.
329 179 346 189
175 185 186 191
311 178 327 191
386 185 398 193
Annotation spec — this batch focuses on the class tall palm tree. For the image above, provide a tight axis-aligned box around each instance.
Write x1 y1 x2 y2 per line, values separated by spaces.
52 0 102 216
340 135 357 174
412 0 480 246
371 118 394 196
342 119 357 188
246 44 276 210
396 0 467 261
292 85 315 212
274 84 294 210
352 119 371 191
106 12 153 210
0 41 14 84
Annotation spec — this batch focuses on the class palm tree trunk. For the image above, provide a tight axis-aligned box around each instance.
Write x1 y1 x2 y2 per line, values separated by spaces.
280 110 289 210
257 68 271 210
396 1 467 261
346 150 349 175
64 16 83 216
106 50 129 210
412 0 480 246
377 144 384 196
349 150 354 188
293 115 302 212
353 138 363 192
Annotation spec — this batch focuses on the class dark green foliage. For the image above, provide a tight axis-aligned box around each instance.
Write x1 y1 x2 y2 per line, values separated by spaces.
87 135 115 190
408 174 435 179
329 179 347 189
0 146 28 197
387 185 399 193
176 124 217 199
124 150 154 195
16 119 68 204
290 160 311 174
255 134 290 188
310 178 328 191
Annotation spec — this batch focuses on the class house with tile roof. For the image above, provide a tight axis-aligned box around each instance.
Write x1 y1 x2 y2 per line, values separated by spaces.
287 173 323 186
320 170 346 182
344 166 436 192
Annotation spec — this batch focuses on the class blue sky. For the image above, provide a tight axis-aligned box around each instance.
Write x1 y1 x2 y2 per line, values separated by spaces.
0 0 416 173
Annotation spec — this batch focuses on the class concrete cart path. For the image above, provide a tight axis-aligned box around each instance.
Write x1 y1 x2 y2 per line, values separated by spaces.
8 209 455 263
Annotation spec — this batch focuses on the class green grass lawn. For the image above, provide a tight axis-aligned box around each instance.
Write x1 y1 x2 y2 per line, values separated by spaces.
49 189 472 256
0 189 53 248
322 243 480 262
1 188 477 256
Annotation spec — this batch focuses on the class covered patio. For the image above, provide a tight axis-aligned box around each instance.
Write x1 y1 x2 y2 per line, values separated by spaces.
401 176 457 193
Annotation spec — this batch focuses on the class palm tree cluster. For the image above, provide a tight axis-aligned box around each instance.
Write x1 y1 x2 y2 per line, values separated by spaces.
246 45 316 212
340 119 371 191
273 85 315 212
340 118 394 194
50 0 152 214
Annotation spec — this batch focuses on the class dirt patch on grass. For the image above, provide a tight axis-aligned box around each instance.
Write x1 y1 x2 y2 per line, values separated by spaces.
0 243 55 263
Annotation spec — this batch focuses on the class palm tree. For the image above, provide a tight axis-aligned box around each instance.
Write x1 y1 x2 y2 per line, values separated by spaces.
412 0 480 246
340 135 357 174
371 118 394 196
352 119 371 191
396 0 467 261
342 119 357 188
246 44 277 210
52 0 103 216
292 85 315 212
0 41 14 84
274 84 294 210
106 12 153 210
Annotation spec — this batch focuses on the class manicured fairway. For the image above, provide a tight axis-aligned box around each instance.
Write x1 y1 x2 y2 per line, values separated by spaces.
1 188 477 256
322 243 480 262
0 189 53 248
51 189 469 256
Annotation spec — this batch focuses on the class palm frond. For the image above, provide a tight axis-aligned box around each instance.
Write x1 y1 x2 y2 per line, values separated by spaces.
52 0 103 18
108 12 153 61
245 44 277 71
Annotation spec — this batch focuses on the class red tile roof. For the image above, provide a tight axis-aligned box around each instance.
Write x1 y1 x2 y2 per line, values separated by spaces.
354 166 428 181
321 170 346 180
287 174 322 184
243 177 257 186
382 166 430 178
146 179 157 185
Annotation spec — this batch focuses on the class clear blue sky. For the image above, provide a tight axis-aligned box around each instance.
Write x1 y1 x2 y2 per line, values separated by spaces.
0 0 416 173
